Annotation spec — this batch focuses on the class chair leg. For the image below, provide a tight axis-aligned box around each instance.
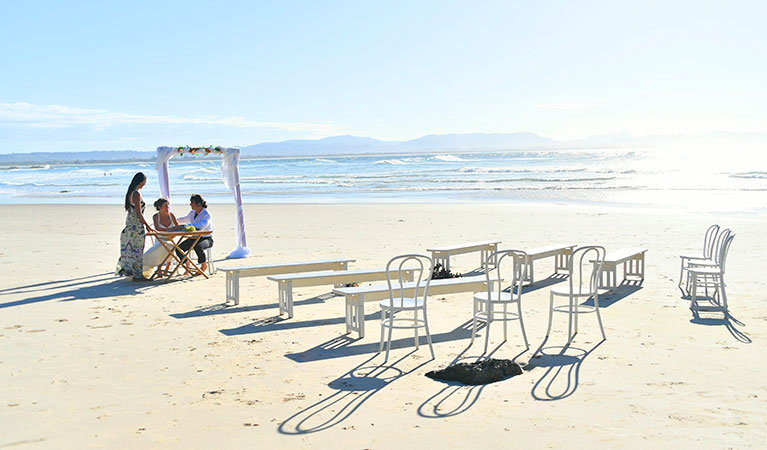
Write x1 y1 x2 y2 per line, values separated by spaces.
503 303 508 342
719 277 728 311
517 299 529 350
379 309 386 353
484 303 492 354
384 315 394 363
567 295 574 341
690 274 698 310
594 293 606 340
470 300 479 345
545 292 555 338
412 309 419 349
422 307 435 360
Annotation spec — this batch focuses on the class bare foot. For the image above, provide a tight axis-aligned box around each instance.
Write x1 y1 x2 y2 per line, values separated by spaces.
201 262 208 273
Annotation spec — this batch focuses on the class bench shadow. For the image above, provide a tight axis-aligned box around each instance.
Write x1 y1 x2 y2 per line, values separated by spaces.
526 339 604 401
583 280 643 308
521 273 569 293
284 320 476 363
690 310 751 344
277 351 430 435
0 275 156 309
170 293 334 319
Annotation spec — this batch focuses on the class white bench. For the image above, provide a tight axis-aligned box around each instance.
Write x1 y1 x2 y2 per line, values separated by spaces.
333 275 492 338
427 241 501 272
523 244 576 284
219 258 355 306
597 248 648 293
267 268 415 318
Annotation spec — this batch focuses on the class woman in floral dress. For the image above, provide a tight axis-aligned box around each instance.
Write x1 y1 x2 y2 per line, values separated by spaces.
116 172 154 280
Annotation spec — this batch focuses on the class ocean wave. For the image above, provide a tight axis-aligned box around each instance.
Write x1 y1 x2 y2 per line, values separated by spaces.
429 154 468 162
181 175 219 181
459 167 589 174
730 172 767 179
372 158 425 165
314 158 337 163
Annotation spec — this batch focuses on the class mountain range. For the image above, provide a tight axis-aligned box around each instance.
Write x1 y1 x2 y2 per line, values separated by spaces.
0 131 763 164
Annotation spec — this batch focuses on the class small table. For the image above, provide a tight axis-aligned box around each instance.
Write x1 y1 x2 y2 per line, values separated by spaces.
147 230 212 281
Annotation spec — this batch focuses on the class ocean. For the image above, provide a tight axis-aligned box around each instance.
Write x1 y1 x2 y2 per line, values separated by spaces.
1 147 765 214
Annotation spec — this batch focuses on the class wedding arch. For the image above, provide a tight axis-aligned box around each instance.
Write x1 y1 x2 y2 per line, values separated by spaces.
155 146 251 259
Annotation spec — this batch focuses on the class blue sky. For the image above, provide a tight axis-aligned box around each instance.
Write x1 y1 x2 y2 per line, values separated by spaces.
1 0 765 153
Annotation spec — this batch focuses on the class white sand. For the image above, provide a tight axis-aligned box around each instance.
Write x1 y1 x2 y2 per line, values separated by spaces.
1 203 765 448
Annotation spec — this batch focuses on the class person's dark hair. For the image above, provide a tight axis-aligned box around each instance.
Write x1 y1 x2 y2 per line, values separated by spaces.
124 172 147 211
154 198 169 210
190 194 207 209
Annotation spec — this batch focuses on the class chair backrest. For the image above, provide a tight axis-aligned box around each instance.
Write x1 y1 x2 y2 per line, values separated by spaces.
567 246 606 295
484 249 527 302
702 224 720 259
717 234 735 274
386 254 433 305
712 228 731 264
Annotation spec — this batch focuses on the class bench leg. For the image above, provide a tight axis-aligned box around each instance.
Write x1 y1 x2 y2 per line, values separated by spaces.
345 295 365 338
523 257 534 284
599 264 618 293
226 271 240 306
555 252 569 273
278 281 294 318
624 255 645 281
481 244 499 270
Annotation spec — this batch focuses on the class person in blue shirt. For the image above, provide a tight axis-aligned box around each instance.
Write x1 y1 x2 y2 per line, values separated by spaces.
175 194 214 273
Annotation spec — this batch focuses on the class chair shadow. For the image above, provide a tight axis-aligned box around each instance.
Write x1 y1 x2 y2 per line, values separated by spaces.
0 272 114 296
526 339 604 401
277 351 430 435
0 275 156 309
583 280 643 308
690 310 751 344
284 320 476 363
170 293 334 319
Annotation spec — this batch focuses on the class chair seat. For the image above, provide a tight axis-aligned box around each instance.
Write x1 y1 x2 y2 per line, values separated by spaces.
379 297 424 309
473 291 518 303
551 285 598 297
688 266 723 276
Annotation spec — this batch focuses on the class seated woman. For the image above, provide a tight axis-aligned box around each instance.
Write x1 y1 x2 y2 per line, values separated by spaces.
173 194 214 273
142 198 179 277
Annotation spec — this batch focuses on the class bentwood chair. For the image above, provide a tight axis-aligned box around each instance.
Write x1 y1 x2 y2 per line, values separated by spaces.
379 254 435 363
544 246 606 344
679 224 720 294
689 234 735 313
470 250 529 354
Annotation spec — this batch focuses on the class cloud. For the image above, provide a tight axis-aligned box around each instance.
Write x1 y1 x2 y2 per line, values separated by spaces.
0 102 338 134
536 103 596 110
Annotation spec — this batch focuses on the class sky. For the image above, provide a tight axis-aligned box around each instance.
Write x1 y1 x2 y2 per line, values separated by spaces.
1 0 766 153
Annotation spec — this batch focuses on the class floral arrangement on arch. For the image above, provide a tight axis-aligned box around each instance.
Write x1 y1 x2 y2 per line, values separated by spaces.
176 146 224 157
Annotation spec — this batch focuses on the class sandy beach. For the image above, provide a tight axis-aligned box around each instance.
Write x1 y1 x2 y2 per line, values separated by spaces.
1 203 765 448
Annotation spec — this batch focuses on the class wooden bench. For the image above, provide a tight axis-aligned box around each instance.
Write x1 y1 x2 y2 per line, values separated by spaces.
427 241 501 272
267 268 415 318
218 258 355 306
597 248 648 292
523 244 576 284
333 275 492 338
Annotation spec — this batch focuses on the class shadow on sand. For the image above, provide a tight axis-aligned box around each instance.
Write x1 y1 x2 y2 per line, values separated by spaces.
526 339 605 401
0 273 155 309
277 351 431 435
170 293 334 319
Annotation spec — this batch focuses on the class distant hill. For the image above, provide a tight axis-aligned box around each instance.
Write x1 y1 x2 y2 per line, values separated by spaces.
0 150 155 165
2 131 764 164
241 132 558 157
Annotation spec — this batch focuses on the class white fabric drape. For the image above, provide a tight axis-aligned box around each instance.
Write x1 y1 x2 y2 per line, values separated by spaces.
221 148 251 258
155 146 251 259
155 146 176 201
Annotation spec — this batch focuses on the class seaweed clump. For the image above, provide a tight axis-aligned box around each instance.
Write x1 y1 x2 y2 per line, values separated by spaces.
425 359 522 385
